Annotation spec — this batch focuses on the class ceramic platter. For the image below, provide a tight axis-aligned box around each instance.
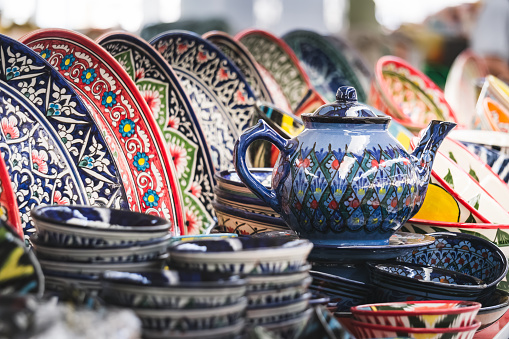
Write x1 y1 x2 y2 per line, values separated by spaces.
282 29 366 103
150 30 257 171
20 29 185 235
308 232 435 263
0 33 128 239
236 29 325 115
0 156 22 237
98 32 216 235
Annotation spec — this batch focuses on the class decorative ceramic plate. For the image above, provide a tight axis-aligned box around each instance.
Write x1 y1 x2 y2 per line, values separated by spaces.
97 32 215 235
0 33 127 238
20 29 185 235
478 97 509 132
203 31 273 103
0 156 22 238
308 232 435 262
150 30 257 171
256 64 293 113
486 75 509 112
463 141 509 183
282 30 366 103
236 29 325 115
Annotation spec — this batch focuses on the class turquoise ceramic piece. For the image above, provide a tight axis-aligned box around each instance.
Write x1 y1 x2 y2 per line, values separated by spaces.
234 86 456 246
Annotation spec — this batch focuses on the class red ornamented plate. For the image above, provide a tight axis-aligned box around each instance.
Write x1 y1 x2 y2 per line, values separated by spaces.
0 156 22 238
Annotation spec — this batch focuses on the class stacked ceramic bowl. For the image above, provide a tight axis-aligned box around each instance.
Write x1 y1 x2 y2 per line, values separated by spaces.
168 236 314 338
101 270 247 339
30 205 170 292
213 169 290 235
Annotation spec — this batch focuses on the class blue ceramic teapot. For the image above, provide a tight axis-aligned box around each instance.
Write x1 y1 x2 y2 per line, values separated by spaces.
234 86 456 246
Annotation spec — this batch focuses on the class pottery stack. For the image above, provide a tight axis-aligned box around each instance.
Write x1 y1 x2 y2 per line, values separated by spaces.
29 205 170 292
168 236 314 338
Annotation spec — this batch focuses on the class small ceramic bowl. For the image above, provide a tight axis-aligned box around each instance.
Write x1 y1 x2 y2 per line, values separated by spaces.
397 232 508 290
142 319 245 339
246 293 310 325
169 237 312 275
31 234 171 263
246 264 311 292
476 288 509 330
261 308 312 339
351 319 480 339
214 169 272 198
351 300 481 329
168 233 238 247
134 297 247 331
214 187 279 218
246 276 312 307
101 270 246 309
31 205 171 247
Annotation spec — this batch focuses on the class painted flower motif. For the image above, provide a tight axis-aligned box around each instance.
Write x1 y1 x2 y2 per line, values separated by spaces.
10 152 26 170
176 43 188 54
1 116 19 139
217 68 229 81
81 68 97 84
168 142 188 176
31 149 49 174
101 91 117 108
60 54 75 70
190 182 202 198
79 156 94 169
58 125 74 148
135 68 145 81
167 116 180 129
119 118 135 137
235 90 245 103
47 103 62 116
197 51 208 63
86 184 99 204
40 49 51 60
143 189 159 207
133 152 150 171
5 66 20 80
54 191 70 205
140 89 161 116
185 208 202 235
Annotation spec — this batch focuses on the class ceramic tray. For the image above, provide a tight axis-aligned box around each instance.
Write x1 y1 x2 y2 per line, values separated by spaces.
20 29 185 235
0 156 22 237
151 30 257 171
0 33 128 238
98 32 216 235
283 29 366 103
236 29 325 115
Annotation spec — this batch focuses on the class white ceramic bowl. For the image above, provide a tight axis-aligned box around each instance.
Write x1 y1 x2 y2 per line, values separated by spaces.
246 294 310 325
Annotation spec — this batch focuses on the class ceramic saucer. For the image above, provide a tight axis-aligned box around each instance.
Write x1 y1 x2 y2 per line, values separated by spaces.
308 232 435 263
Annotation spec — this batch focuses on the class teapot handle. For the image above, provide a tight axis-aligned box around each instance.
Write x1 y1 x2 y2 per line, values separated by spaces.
234 120 288 213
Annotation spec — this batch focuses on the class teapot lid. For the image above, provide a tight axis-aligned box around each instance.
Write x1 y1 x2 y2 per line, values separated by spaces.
312 86 377 117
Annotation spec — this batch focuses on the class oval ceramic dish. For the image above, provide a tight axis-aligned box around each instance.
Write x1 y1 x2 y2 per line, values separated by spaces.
98 32 216 235
20 29 185 235
150 30 257 171
0 33 128 238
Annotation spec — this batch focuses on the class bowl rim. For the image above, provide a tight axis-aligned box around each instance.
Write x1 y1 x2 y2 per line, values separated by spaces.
350 318 480 333
350 300 481 316
407 218 509 229
214 168 273 188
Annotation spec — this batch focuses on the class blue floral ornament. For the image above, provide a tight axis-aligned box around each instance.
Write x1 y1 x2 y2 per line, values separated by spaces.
133 152 150 171
6 66 20 80
60 54 75 70
78 156 94 168
40 49 51 60
81 68 97 85
47 103 61 116
102 91 117 108
119 118 135 137
143 189 159 207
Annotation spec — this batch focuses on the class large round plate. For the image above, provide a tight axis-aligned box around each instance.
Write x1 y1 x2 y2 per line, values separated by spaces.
283 29 367 103
0 33 127 239
236 29 325 115
97 32 216 235
20 29 185 235
150 30 257 171
0 156 22 237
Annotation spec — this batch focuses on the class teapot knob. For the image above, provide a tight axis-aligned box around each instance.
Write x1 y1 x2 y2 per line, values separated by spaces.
336 86 357 102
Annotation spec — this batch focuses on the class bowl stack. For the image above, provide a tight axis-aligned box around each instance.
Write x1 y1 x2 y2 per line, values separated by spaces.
30 205 171 292
169 236 314 338
101 270 247 339
350 300 482 339
213 169 290 235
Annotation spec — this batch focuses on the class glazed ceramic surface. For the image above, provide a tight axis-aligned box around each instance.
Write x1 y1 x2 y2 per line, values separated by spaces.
476 289 509 330
246 266 311 292
215 168 272 198
487 75 509 110
0 156 22 237
352 300 481 329
20 29 184 235
150 30 256 172
236 29 325 115
462 142 509 183
261 308 312 339
0 33 128 238
214 187 280 218
477 97 509 132
235 86 456 246
142 320 245 339
296 306 352 339
203 31 273 103
256 64 293 113
98 32 216 235
449 130 509 154
256 103 304 138
283 30 366 103
246 294 310 325
247 278 311 307
370 56 458 132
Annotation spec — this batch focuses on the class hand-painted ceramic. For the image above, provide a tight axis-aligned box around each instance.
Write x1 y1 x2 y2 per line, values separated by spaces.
486 75 509 111
203 31 273 103
20 29 185 235
256 103 304 138
142 320 245 339
246 293 310 325
236 29 326 115
256 64 293 113
352 300 481 329
261 308 312 339
0 33 128 238
351 319 480 339
150 30 257 172
296 305 353 339
478 97 509 132
215 168 272 198
214 187 280 218
308 232 435 262
247 277 311 307
462 141 509 183
444 50 487 129
476 289 509 330
0 156 22 238
371 107 415 150
97 32 216 235
398 232 508 290
283 30 367 103
235 86 456 246
449 129 509 155
370 56 459 132
246 265 311 292
169 233 238 246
